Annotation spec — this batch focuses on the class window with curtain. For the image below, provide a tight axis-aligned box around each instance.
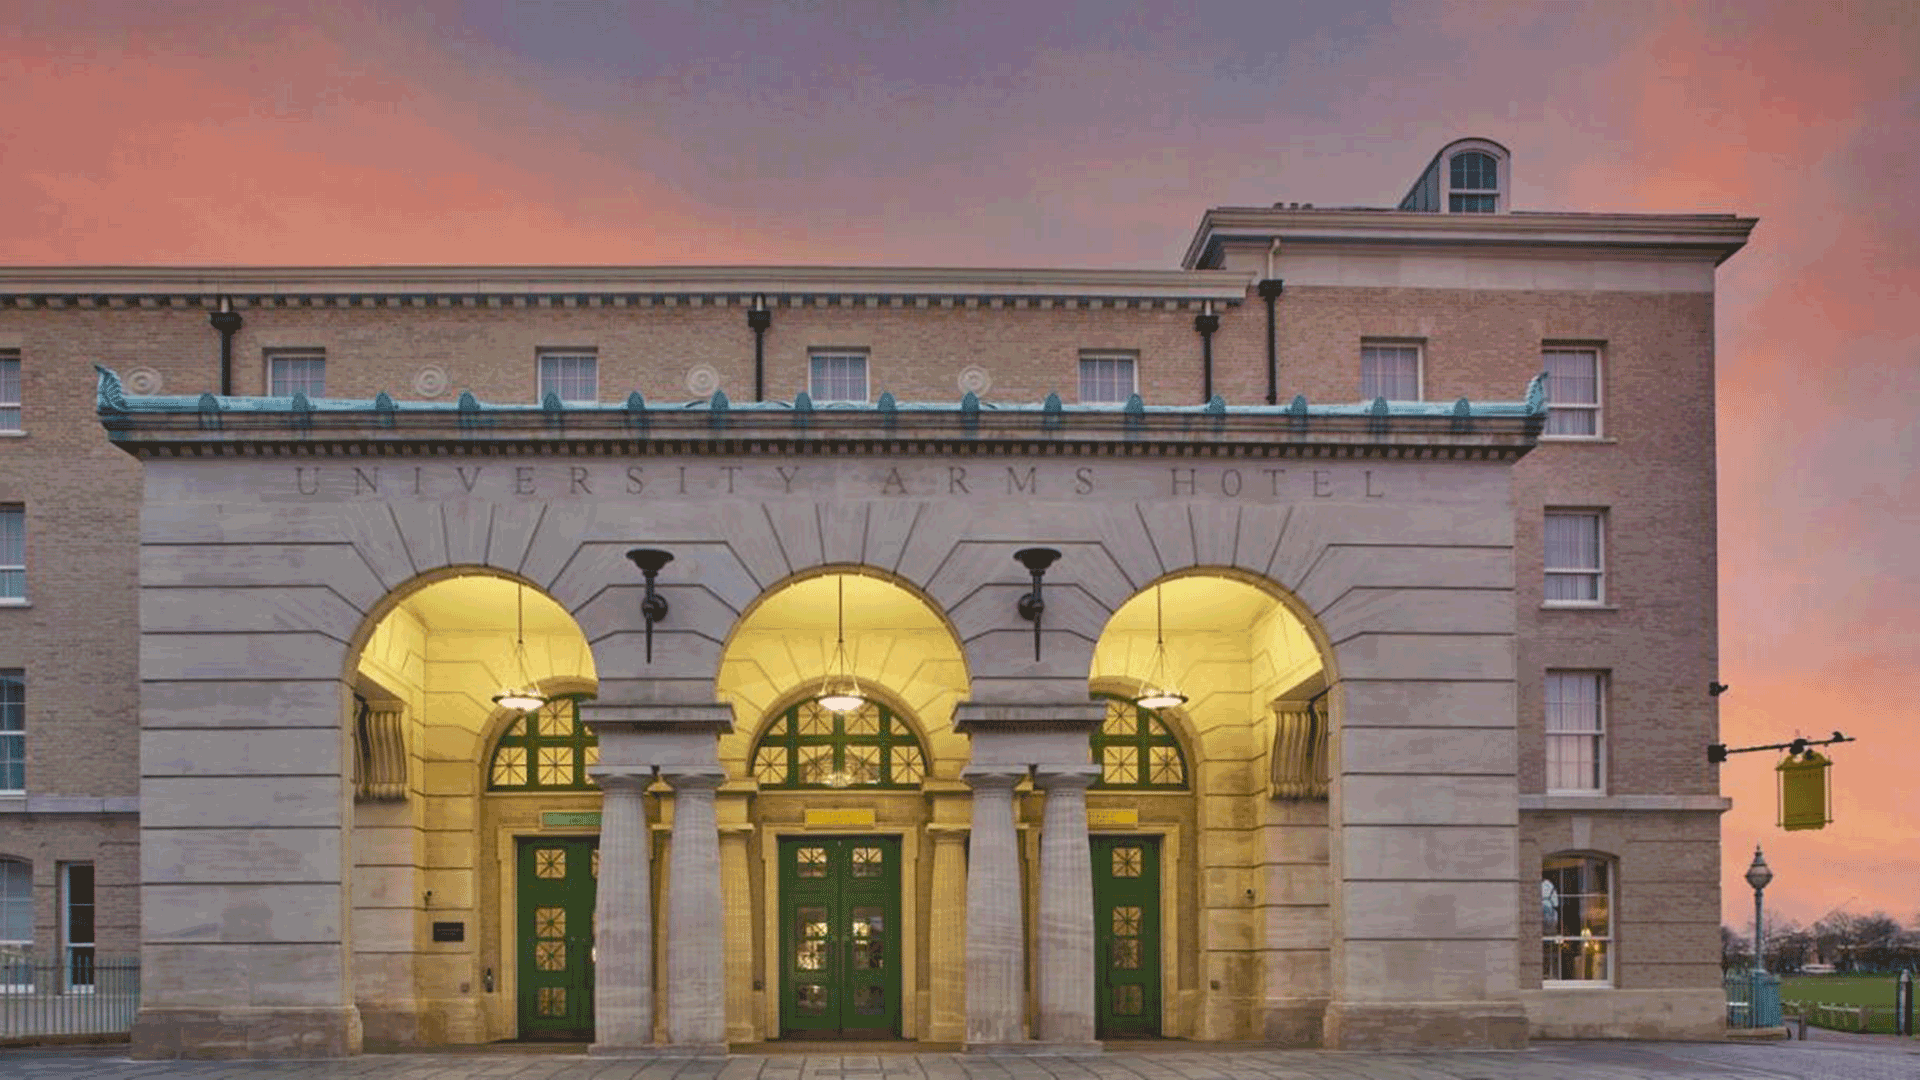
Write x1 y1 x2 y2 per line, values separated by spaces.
536 350 598 404
0 670 20 794
1078 353 1137 404
0 352 19 431
1545 671 1605 793
487 697 598 790
1542 854 1613 983
1360 343 1421 400
1544 347 1602 437
1544 511 1604 604
808 352 870 403
0 505 23 602
0 858 30 988
266 349 326 398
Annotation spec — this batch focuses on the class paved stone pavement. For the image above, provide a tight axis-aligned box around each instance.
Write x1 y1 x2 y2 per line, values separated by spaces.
2 1040 1918 1080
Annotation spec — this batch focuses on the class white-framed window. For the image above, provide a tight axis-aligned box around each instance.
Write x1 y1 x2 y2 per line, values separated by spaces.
808 351 870 403
61 863 92 991
0 857 29 989
1360 342 1421 400
537 350 598 404
1542 854 1613 984
266 349 326 398
0 505 22 603
0 670 20 794
1079 352 1137 404
1449 149 1501 213
1544 510 1604 604
0 352 19 432
1544 347 1602 437
1545 671 1605 793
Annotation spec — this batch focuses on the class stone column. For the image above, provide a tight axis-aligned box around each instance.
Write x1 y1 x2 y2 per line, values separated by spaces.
963 767 1029 1048
719 824 756 1043
589 771 654 1054
926 825 969 1042
1035 765 1101 1048
662 769 728 1054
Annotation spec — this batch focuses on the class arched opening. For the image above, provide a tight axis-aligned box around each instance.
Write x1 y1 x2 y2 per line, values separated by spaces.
714 566 968 1042
343 569 597 1046
1088 570 1334 1042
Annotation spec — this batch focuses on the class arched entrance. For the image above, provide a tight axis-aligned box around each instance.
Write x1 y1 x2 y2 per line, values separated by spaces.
346 569 597 1045
716 567 970 1043
1089 571 1332 1041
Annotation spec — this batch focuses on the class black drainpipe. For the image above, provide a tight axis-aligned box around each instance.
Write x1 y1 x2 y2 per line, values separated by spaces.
747 295 771 401
1193 301 1219 403
1257 279 1284 405
209 298 243 396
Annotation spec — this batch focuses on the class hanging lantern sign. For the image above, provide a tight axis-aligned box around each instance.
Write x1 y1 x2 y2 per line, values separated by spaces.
1777 750 1833 831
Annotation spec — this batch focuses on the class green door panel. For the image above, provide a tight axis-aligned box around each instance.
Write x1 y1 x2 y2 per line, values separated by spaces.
1093 835 1161 1037
778 836 901 1036
517 837 598 1039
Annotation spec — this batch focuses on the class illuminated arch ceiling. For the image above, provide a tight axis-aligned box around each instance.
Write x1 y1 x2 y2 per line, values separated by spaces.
1091 575 1323 757
717 571 969 781
356 574 597 770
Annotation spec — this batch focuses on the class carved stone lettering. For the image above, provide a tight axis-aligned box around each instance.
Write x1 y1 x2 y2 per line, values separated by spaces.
280 463 1395 503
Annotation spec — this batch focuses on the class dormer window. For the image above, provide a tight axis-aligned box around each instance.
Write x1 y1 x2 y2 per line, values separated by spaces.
1395 138 1509 214
1448 152 1500 213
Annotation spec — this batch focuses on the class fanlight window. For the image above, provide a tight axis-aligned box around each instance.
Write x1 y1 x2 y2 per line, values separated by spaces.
753 698 927 789
488 697 598 791
1094 697 1187 789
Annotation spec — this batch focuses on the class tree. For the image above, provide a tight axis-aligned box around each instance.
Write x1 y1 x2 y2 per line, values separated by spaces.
1814 912 1860 972
1850 912 1903 972
1766 921 1813 974
1722 924 1753 971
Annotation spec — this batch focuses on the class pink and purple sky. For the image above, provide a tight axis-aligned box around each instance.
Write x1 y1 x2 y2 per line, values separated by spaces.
4 0 1914 929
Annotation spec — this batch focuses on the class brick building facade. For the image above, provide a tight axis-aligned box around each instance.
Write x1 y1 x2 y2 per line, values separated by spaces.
0 139 1754 1057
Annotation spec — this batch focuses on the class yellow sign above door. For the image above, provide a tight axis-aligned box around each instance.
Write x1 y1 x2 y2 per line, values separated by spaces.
805 808 877 827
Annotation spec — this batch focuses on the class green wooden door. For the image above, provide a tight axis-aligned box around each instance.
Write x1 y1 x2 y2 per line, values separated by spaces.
1093 835 1161 1037
516 837 598 1039
778 836 901 1036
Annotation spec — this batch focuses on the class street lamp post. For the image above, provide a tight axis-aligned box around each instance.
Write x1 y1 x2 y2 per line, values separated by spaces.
1745 844 1774 973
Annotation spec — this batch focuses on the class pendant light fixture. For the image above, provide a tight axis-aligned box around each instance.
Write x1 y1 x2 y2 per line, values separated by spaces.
1133 582 1188 710
491 581 548 713
817 575 866 714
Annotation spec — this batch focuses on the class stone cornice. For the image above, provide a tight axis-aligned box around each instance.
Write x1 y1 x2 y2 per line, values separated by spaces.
1519 794 1732 813
96 367 1547 462
0 264 1253 308
1183 208 1758 270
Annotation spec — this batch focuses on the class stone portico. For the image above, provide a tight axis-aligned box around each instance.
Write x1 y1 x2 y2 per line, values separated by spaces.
106 369 1542 1058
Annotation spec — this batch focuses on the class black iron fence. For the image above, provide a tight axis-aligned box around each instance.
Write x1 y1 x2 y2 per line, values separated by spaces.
0 958 140 1038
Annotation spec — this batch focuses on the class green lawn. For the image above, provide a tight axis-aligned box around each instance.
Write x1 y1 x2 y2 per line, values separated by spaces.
1779 974 1907 1033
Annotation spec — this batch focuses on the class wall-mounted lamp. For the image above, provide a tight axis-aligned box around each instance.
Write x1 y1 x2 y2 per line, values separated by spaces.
1013 548 1062 662
626 548 674 663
